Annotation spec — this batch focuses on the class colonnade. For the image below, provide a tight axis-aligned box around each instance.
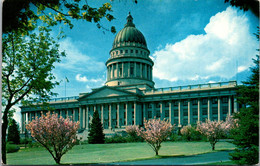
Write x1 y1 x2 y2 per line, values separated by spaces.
21 96 238 133
107 62 152 80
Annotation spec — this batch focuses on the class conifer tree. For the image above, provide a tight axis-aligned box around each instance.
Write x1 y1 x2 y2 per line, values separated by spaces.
229 55 259 165
7 119 20 144
88 110 105 144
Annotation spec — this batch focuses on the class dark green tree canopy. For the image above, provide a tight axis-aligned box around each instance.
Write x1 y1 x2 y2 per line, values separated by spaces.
230 55 259 165
225 0 259 17
2 25 65 164
88 110 105 144
7 119 20 145
3 0 116 34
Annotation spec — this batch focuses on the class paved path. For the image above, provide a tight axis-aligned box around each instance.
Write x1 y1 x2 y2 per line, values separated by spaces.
105 150 233 165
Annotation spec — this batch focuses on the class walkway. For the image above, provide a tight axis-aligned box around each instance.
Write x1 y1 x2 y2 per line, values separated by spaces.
105 150 233 165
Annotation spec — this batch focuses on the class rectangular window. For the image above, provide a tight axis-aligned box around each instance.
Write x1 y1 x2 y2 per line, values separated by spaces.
183 109 188 116
174 109 178 116
192 99 198 105
212 98 218 104
222 97 228 103
156 103 160 108
222 106 228 114
130 67 134 76
131 49 133 53
165 110 169 117
148 111 152 118
212 107 218 115
174 101 178 106
183 100 188 106
202 108 207 115
148 103 152 108
125 50 128 53
120 50 123 54
136 50 138 53
202 98 208 105
165 102 169 108
156 110 160 118
192 108 198 115
119 67 122 77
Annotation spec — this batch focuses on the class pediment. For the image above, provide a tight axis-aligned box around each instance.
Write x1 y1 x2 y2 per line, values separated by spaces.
79 86 137 100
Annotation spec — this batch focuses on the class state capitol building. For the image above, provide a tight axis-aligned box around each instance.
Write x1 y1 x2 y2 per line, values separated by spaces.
21 13 239 138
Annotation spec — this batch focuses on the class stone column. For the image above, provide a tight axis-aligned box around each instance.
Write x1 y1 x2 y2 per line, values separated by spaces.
111 64 114 79
188 100 191 125
228 96 232 116
125 103 128 125
79 107 82 129
140 63 143 78
160 102 165 120
66 109 69 119
208 98 212 120
72 108 75 121
218 97 222 121
169 101 173 124
234 97 238 113
117 103 120 127
134 62 137 77
198 99 201 122
178 100 182 127
82 107 85 128
143 103 146 121
122 62 124 77
86 106 89 129
145 64 147 79
109 104 112 129
134 102 137 125
116 63 119 78
151 102 155 118
128 62 130 77
101 105 104 124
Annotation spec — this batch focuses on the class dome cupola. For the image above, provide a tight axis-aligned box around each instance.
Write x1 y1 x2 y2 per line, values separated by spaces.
105 13 154 90
112 12 148 50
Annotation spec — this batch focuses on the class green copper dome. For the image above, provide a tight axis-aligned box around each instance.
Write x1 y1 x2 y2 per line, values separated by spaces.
112 13 147 49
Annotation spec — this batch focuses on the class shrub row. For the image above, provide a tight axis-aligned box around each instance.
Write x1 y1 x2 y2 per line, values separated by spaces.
6 142 20 153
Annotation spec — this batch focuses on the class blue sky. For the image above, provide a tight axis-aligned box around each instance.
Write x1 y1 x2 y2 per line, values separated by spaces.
14 0 259 124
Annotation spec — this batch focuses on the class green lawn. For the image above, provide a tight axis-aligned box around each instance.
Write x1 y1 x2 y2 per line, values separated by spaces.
7 141 235 165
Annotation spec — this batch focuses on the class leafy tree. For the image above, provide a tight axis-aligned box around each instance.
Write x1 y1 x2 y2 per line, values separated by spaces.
88 110 105 144
229 55 259 165
125 125 143 142
3 0 117 34
26 112 79 164
224 0 259 17
136 118 174 156
196 116 236 150
2 26 65 164
180 125 202 141
7 119 20 145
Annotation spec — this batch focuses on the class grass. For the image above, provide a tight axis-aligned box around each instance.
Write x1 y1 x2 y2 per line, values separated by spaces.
7 141 235 165
203 160 236 165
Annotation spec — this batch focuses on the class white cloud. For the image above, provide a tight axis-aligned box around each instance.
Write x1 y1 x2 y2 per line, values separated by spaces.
56 38 105 72
238 66 248 73
152 7 257 82
76 74 104 83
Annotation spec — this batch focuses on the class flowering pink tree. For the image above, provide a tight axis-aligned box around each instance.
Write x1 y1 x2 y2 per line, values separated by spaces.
136 119 174 155
196 116 237 150
125 125 138 137
26 112 79 164
180 125 193 141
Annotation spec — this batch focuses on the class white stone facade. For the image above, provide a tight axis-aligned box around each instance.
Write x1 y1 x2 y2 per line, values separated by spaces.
20 13 239 135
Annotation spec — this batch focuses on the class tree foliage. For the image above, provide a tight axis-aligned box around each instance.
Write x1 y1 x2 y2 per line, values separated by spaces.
2 26 65 164
26 112 79 164
7 119 20 145
88 110 105 144
196 116 236 150
224 0 259 17
229 55 259 165
136 119 174 155
3 0 116 34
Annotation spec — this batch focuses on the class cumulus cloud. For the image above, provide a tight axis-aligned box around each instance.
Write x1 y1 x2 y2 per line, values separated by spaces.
76 74 104 83
56 38 105 72
152 7 258 82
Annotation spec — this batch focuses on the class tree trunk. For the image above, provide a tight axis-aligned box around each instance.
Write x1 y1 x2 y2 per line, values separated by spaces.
2 106 10 164
155 150 158 156
211 143 215 150
55 156 61 164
